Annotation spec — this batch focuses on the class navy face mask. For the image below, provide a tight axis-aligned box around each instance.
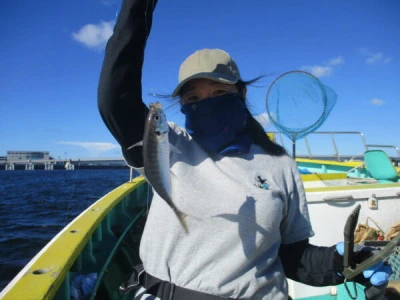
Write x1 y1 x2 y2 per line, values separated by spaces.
180 93 251 156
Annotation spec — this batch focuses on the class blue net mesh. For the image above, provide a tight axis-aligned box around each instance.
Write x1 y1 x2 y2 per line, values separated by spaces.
388 246 400 280
266 71 337 141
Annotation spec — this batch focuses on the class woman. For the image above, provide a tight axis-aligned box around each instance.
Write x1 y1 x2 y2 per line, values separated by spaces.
98 0 390 299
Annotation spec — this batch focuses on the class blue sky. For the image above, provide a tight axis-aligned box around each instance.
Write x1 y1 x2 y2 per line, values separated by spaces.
1 0 399 159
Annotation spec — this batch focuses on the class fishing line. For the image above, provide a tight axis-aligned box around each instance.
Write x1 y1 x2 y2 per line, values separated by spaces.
63 159 81 225
142 0 154 73
148 92 181 114
134 0 165 214
146 180 151 213
115 0 122 18
144 0 155 34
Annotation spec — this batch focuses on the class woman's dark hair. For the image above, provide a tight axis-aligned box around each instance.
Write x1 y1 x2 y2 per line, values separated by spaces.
235 79 287 156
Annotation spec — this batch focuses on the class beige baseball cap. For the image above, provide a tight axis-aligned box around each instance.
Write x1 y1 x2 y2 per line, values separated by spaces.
172 49 242 98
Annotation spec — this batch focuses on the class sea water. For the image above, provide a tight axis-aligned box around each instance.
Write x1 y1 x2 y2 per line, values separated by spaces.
0 168 131 291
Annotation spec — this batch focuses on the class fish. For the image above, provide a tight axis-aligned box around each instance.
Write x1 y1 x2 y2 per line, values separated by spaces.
141 102 188 232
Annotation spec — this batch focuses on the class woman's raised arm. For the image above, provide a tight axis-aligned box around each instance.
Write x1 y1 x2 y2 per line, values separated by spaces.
98 0 158 167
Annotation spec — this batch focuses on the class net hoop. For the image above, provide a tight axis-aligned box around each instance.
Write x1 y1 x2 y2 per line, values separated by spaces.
265 70 329 141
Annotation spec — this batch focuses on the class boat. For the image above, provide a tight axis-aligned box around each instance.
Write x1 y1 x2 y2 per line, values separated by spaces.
1 131 399 300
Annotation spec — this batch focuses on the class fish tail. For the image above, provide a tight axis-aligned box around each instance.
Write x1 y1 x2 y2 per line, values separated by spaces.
174 209 188 233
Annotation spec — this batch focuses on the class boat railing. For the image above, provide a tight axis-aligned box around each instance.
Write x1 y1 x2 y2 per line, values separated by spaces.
270 131 400 164
305 131 368 161
366 144 400 157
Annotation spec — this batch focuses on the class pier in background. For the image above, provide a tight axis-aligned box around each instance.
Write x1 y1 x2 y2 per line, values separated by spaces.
0 151 128 170
0 158 128 170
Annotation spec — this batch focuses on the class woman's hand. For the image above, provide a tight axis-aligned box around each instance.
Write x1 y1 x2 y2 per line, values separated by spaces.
336 242 393 299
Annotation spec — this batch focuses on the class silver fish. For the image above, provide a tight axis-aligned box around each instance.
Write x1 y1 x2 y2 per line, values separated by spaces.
142 102 187 232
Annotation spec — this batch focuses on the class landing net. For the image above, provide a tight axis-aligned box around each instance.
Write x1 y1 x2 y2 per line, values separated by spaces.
266 70 337 157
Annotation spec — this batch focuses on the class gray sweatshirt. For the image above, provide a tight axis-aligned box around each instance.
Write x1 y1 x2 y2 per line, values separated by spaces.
136 123 314 299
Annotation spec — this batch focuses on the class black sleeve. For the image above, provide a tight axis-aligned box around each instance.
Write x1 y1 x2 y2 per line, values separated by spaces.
97 0 158 168
279 239 344 286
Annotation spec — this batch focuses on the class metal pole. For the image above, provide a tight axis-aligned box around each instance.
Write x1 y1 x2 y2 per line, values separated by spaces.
292 140 296 159
304 136 312 159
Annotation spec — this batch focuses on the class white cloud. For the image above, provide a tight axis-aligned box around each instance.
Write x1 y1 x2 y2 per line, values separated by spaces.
360 48 392 65
366 52 383 64
72 21 114 49
383 57 392 64
301 56 343 78
57 141 120 156
310 65 333 78
370 98 384 106
101 0 117 6
301 65 333 78
328 56 344 66
254 112 270 127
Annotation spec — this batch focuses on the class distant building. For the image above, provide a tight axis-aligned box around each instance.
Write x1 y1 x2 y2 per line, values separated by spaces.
7 151 51 161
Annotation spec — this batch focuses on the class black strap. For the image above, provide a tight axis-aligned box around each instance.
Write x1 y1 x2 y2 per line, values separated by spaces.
119 264 145 294
140 271 233 300
121 266 293 300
